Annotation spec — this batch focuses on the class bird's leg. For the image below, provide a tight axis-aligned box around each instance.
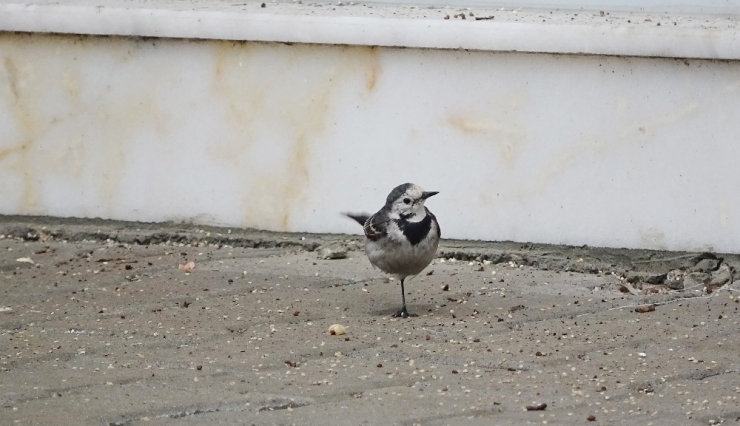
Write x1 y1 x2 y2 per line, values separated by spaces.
393 278 416 318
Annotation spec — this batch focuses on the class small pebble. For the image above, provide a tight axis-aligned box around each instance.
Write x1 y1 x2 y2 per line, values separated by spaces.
634 304 655 313
525 403 547 411
178 261 195 271
328 324 346 335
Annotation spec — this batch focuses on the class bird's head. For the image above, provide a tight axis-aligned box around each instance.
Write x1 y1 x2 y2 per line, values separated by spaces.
386 183 438 221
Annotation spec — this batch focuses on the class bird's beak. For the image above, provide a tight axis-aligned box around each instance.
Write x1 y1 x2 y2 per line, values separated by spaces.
421 191 439 200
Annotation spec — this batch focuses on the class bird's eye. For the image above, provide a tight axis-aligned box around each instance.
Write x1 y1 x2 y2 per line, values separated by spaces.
403 198 411 204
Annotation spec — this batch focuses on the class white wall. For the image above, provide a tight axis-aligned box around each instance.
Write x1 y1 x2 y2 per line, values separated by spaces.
1 1 740 252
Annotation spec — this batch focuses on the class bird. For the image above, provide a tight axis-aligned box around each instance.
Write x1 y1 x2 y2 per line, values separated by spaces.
344 183 441 318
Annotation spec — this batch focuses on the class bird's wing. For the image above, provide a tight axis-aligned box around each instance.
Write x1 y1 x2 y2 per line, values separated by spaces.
343 211 387 241
362 213 388 241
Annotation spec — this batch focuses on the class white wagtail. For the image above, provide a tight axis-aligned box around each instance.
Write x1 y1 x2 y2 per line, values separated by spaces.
344 183 440 318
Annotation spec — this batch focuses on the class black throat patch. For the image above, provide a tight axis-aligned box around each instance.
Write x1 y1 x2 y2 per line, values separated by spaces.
395 213 432 246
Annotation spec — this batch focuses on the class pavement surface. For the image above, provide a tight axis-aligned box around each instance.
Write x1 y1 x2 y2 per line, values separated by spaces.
1 218 739 426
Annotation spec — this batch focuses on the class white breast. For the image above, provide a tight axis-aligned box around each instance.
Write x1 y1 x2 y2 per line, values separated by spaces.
364 221 440 279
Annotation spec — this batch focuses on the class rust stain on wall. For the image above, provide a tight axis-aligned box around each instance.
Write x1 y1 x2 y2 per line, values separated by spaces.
1 35 91 214
210 41 261 164
1 52 41 212
529 137 607 198
447 115 488 134
0 33 174 217
0 139 31 163
3 34 384 228
522 101 700 200
62 71 79 98
208 42 383 231
276 72 333 229
3 57 19 101
361 46 381 92
447 110 525 166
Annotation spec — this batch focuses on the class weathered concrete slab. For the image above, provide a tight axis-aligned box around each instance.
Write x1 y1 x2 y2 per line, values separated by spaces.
1 218 739 425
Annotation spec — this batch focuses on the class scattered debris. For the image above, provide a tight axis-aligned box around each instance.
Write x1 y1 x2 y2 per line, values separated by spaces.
626 271 666 285
619 282 641 296
16 257 34 264
637 382 654 394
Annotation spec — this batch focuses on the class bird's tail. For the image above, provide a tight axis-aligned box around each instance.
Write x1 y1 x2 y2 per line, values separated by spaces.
343 212 370 226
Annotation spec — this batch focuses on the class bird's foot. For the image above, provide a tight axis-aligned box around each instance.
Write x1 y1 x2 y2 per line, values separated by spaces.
393 306 417 318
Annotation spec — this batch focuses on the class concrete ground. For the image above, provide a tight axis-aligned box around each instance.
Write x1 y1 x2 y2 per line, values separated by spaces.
0 219 739 426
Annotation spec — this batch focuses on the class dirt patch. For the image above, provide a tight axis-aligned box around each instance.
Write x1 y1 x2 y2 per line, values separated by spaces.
1 216 739 425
